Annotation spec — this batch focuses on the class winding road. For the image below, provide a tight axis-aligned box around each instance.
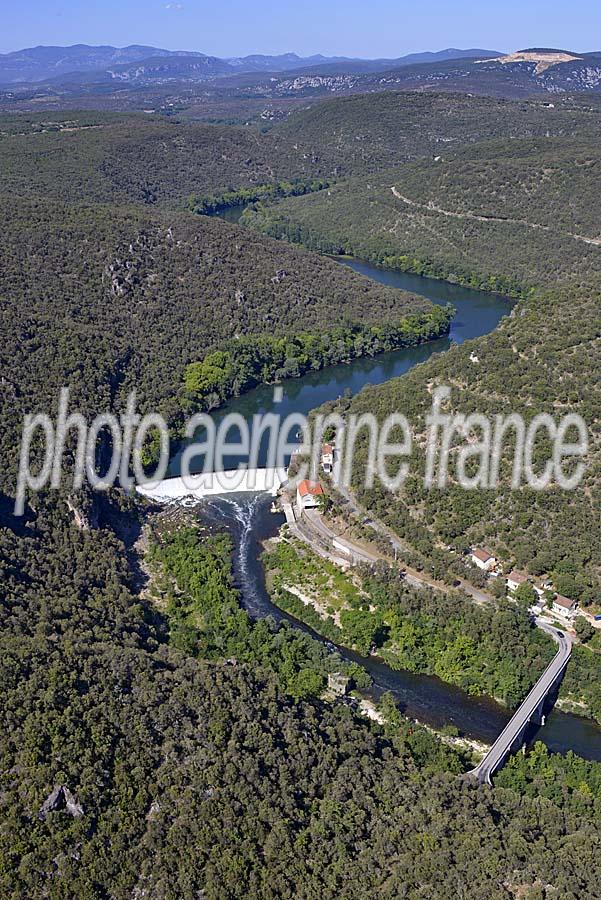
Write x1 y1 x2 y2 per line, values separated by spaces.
390 186 601 248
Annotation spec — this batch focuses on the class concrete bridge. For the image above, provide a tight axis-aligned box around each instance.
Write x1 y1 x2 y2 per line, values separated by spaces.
136 466 288 504
466 620 573 785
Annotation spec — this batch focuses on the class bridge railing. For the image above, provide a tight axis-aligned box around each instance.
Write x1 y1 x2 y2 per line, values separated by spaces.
465 624 572 785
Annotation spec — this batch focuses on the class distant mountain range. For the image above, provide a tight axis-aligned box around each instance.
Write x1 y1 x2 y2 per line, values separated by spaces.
212 47 601 102
3 45 601 113
0 44 502 85
225 52 363 72
0 44 204 83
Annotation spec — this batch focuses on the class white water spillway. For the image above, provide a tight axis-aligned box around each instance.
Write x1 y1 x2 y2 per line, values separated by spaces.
135 466 288 504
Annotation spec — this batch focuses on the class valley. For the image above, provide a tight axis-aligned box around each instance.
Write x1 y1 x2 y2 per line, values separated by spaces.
2 30 601 896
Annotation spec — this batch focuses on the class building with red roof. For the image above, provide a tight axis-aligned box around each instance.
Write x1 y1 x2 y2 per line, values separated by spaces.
296 479 324 510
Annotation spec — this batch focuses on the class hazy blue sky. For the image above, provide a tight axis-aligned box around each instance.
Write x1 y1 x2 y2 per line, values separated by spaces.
1 1 599 57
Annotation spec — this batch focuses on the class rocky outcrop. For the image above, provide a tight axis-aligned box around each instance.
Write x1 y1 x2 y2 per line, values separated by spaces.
66 495 99 531
39 785 84 820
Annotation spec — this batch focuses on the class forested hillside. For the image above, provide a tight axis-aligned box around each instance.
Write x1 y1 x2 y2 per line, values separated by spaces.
0 194 432 494
274 92 601 175
243 138 601 292
244 135 601 600
3 95 601 209
3 89 601 895
0 112 326 205
2 498 601 897
344 274 601 597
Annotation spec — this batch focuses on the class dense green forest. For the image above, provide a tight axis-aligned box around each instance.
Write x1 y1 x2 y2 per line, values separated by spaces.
0 193 432 492
561 643 601 723
496 740 601 804
3 90 601 895
2 95 601 209
0 113 327 205
3 496 601 896
275 91 601 174
148 520 469 771
147 523 369 701
243 139 601 293
243 136 601 601
184 306 452 410
264 538 557 707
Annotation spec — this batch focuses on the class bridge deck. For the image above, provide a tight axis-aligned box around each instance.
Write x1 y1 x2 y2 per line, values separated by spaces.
467 621 572 784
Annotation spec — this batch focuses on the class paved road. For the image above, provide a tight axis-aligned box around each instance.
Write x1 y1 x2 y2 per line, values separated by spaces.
330 438 495 602
303 509 377 565
467 621 573 784
290 517 355 568
295 437 576 782
294 493 575 783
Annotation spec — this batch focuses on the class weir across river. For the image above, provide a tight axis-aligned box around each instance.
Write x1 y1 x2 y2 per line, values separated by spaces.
136 467 288 503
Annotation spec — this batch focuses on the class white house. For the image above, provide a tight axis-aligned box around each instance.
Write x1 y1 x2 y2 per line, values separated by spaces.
507 571 529 595
296 479 324 511
470 548 496 572
321 443 334 474
552 594 577 620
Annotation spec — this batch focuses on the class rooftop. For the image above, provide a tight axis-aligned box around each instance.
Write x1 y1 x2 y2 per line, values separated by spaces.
554 594 576 610
507 571 528 584
297 479 324 498
471 548 495 563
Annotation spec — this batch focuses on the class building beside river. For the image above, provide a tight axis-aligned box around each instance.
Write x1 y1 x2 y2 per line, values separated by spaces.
296 479 324 511
327 673 350 696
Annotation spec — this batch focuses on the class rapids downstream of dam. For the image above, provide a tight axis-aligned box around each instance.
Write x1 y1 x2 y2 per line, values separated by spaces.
170 259 601 760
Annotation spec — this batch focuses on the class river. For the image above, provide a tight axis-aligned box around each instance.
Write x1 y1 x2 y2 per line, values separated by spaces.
174 253 601 760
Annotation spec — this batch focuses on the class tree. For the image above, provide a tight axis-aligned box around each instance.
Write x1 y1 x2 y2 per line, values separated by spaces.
514 582 537 606
490 577 507 599
574 616 595 644
544 589 556 609
552 572 583 601
340 609 385 656
316 492 333 515
287 667 325 699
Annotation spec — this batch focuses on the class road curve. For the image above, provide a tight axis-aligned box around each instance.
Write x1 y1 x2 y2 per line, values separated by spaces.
466 620 573 785
292 499 574 785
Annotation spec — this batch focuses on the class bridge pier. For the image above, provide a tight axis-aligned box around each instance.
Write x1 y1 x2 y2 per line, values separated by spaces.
533 695 546 725
462 623 572 785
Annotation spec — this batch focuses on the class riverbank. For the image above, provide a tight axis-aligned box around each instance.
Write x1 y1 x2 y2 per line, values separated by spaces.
167 203 512 474
354 695 488 759
257 514 601 761
262 527 554 703
143 299 454 471
191 178 332 217
138 500 478 772
168 264 513 480
266 459 601 732
155 250 601 761
182 305 453 417
240 205 528 299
